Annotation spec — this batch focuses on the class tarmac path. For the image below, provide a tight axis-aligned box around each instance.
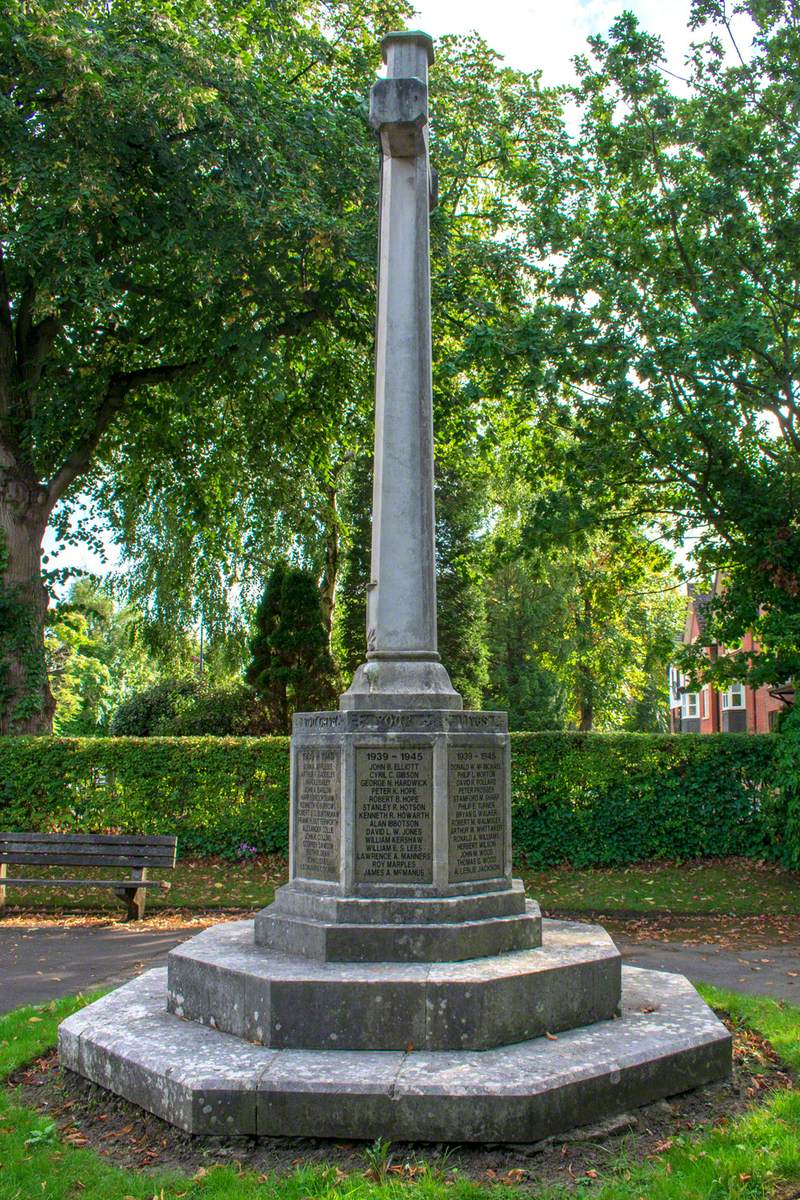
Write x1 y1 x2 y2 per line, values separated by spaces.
1 921 797 1014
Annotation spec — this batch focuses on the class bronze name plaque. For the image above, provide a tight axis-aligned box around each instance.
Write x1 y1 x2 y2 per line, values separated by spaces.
448 744 506 883
294 745 341 881
355 745 433 883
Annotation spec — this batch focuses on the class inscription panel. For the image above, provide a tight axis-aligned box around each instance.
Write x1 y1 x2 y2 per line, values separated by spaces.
294 745 341 881
355 745 433 883
448 744 506 883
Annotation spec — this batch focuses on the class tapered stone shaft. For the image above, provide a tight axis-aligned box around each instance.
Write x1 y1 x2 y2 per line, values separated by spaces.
341 32 461 711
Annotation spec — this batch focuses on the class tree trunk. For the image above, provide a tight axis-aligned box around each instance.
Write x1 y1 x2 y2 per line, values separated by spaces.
578 682 594 732
0 485 54 734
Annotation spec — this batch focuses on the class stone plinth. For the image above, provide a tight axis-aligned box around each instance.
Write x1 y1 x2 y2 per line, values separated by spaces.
166 918 619 1050
60 963 731 1142
263 708 536 962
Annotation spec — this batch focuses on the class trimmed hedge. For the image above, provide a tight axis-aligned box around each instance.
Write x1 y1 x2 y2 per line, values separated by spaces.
0 731 793 867
0 737 290 859
511 732 780 868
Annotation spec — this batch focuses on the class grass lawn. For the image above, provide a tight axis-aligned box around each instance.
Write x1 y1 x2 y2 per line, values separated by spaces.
0 988 799 1199
523 858 800 917
2 856 799 921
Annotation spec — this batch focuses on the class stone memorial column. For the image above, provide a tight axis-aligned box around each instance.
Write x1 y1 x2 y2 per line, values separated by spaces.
66 31 730 1145
253 33 541 960
341 31 460 712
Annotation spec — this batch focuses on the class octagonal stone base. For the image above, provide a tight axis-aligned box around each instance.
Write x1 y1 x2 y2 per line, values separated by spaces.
166 918 619 1051
59 964 731 1142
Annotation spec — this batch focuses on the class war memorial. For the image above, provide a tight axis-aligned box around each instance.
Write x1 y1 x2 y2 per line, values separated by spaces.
59 30 731 1144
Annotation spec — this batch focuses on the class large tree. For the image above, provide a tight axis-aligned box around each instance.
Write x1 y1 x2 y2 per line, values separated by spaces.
516 0 800 690
484 484 682 731
0 0 409 731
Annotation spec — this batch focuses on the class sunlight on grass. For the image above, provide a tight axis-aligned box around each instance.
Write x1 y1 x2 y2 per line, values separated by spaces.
1 988 800 1199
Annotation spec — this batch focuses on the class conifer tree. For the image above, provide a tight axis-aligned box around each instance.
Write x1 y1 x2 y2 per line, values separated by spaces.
246 565 338 732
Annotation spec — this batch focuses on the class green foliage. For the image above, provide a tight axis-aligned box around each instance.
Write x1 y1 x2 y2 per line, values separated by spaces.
484 483 683 731
519 0 800 688
512 732 778 868
109 678 268 737
332 453 372 680
435 464 489 708
109 679 200 736
246 565 337 731
2 730 795 869
774 705 800 870
46 580 162 734
0 0 411 729
0 737 290 858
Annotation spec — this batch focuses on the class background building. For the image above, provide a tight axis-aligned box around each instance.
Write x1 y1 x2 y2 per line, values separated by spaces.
669 587 794 734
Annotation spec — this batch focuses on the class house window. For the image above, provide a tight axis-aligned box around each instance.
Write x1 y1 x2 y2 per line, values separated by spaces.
682 693 699 719
722 684 745 711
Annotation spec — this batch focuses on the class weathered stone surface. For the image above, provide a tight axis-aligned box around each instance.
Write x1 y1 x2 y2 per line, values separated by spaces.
293 745 341 882
254 902 541 963
354 744 434 884
61 970 275 1135
63 965 731 1141
288 719 512 898
168 919 617 1050
265 878 528 924
294 710 508 734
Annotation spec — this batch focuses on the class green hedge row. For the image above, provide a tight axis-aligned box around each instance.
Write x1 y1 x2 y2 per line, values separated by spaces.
511 732 782 868
0 731 793 867
0 737 290 859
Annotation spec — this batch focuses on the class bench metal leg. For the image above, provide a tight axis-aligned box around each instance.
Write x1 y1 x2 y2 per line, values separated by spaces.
114 867 148 921
0 862 6 910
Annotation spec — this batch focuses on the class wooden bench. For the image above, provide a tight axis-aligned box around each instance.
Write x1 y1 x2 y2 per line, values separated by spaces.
0 833 178 921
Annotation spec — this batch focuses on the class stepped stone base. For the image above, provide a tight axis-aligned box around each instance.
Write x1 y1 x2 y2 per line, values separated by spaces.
59 964 731 1142
264 878 529 923
166 918 620 1051
254 888 541 962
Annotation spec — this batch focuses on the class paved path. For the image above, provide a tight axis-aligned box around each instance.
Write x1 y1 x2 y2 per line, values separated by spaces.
616 937 799 1002
1 924 798 1014
0 925 188 1014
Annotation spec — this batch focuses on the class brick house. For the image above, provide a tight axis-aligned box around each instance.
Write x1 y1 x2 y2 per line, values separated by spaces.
669 585 795 734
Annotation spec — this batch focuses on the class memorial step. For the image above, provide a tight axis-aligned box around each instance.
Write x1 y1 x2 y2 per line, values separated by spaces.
265 878 529 924
254 899 541 962
166 918 620 1051
60 964 731 1141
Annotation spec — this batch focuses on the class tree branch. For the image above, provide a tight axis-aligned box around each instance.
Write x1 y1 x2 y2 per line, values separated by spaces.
46 360 200 507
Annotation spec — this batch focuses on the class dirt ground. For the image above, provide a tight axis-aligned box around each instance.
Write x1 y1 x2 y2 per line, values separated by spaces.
10 1015 794 1191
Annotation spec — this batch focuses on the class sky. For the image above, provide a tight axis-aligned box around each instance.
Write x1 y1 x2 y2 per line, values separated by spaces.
413 0 722 83
46 0 756 588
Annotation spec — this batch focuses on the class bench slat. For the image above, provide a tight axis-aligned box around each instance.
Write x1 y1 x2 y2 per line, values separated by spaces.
0 833 176 846
3 878 171 889
0 852 177 868
0 843 177 857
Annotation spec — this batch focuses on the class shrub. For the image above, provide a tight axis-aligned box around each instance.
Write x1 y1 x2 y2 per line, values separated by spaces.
0 737 289 858
0 730 791 867
769 707 800 869
110 680 269 737
110 679 201 736
511 731 777 868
